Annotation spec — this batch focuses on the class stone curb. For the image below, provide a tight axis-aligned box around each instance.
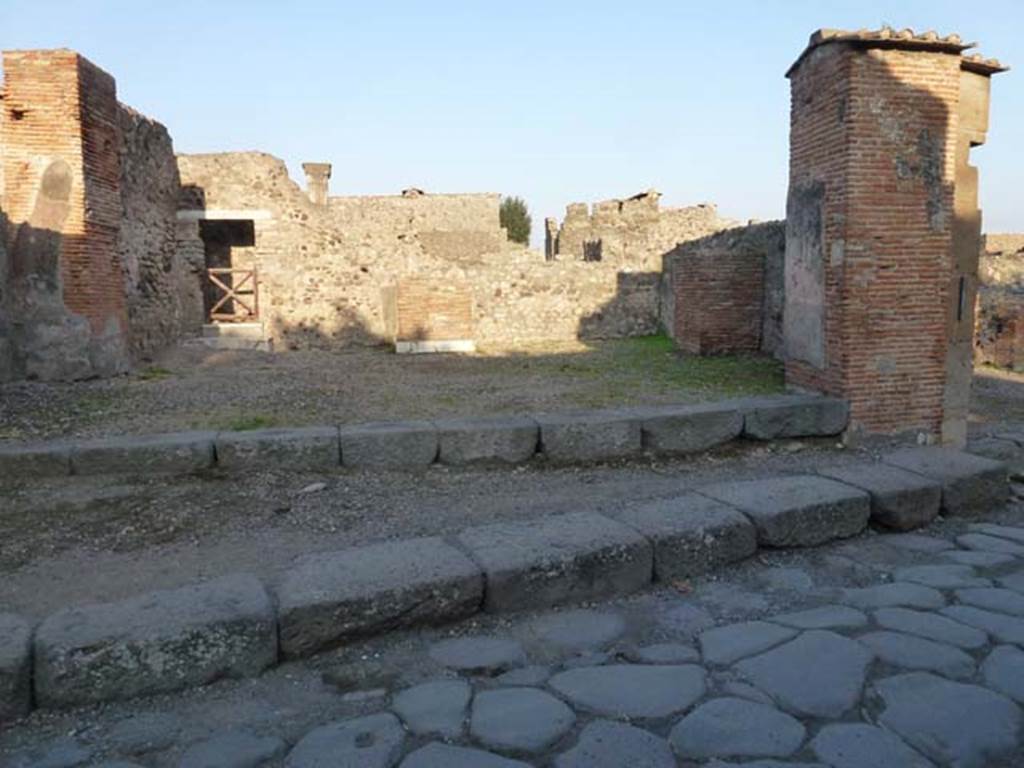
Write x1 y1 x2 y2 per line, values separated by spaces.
0 394 848 480
2 445 1005 719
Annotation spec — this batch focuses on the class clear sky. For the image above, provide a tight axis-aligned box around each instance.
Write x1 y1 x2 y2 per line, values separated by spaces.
3 1 1021 246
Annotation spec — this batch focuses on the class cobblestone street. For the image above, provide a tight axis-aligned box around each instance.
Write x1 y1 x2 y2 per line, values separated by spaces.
4 508 1024 767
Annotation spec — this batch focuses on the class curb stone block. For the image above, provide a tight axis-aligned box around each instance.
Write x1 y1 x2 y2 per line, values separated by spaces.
536 410 641 462
0 442 72 480
0 613 32 723
699 475 870 547
275 536 482 658
435 416 539 465
456 512 653 613
33 574 277 708
882 447 1009 516
631 403 743 454
612 492 757 580
69 431 216 475
818 463 942 531
740 395 849 439
339 420 438 468
215 426 340 470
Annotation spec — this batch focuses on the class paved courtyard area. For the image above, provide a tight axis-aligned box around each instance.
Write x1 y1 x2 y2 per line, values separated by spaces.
0 338 782 441
4 501 1024 767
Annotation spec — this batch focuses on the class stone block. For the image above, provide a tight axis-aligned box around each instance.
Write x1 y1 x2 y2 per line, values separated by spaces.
339 421 438 468
0 442 72 481
612 492 757 580
699 475 870 547
0 613 32 723
215 426 340 471
33 574 277 708
275 537 482 658
818 463 942 531
70 431 216 476
741 395 850 439
631 403 743 454
536 410 641 462
435 416 539 465
883 447 1008 516
456 512 652 613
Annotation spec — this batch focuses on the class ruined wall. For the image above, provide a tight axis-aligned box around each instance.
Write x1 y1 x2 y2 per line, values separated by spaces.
976 234 1024 370
176 154 726 349
0 49 130 380
117 105 203 359
662 221 785 357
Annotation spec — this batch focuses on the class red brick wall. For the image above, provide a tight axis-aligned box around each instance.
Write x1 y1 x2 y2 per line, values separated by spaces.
1 49 127 337
673 251 764 354
396 278 474 341
786 43 960 436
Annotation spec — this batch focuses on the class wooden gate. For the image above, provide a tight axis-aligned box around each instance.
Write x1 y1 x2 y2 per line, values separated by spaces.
206 267 259 322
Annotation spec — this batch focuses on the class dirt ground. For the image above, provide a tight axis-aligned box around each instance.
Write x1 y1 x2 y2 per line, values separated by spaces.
0 336 783 442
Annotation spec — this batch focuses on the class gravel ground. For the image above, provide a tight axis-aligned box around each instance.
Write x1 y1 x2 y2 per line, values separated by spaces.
972 366 1024 425
0 337 783 442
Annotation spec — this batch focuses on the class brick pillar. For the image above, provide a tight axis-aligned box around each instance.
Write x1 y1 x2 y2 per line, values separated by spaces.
301 162 331 206
782 29 1006 444
1 49 130 376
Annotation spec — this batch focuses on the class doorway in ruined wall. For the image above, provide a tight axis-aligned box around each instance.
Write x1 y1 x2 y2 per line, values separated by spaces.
198 219 258 322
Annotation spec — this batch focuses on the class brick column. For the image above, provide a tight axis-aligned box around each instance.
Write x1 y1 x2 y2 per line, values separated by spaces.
782 28 1006 444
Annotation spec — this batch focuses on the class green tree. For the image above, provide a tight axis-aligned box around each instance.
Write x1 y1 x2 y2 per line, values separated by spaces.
500 196 532 245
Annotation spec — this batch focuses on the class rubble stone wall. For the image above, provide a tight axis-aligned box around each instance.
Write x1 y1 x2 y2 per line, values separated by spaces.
976 234 1024 370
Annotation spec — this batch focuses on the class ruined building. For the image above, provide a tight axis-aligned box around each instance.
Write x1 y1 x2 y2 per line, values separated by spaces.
0 30 1012 447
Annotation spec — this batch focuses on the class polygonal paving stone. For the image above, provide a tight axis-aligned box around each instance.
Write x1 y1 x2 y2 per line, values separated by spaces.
179 731 287 768
892 564 991 589
625 642 700 664
699 621 797 666
392 680 471 739
999 570 1024 593
943 550 1017 568
554 720 675 768
769 605 867 630
956 587 1024 617
873 607 988 649
941 605 1024 644
400 743 531 768
5 737 93 768
875 672 1021 768
879 534 954 553
528 610 626 652
548 664 706 719
428 636 526 675
735 630 874 718
469 688 575 754
496 666 551 687
108 713 182 755
970 523 1024 545
285 714 405 768
810 724 933 768
669 697 806 760
982 645 1024 703
841 582 946 610
698 761 827 768
957 533 1024 556
857 631 975 680
759 567 814 592
658 602 716 636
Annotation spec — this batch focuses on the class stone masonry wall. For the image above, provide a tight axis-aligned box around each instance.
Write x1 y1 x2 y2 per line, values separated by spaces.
976 234 1024 370
176 153 731 349
117 105 204 360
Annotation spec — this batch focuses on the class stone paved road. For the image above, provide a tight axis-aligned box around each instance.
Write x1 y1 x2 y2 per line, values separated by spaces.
4 513 1024 767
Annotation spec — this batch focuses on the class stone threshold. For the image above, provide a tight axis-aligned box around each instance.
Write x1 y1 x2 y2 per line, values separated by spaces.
0 445 1008 720
0 393 850 480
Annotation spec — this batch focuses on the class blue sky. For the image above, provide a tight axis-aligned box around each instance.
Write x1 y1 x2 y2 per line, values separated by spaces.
3 1 1020 245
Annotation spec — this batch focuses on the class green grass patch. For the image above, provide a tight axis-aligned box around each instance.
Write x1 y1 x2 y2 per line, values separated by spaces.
137 366 174 381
